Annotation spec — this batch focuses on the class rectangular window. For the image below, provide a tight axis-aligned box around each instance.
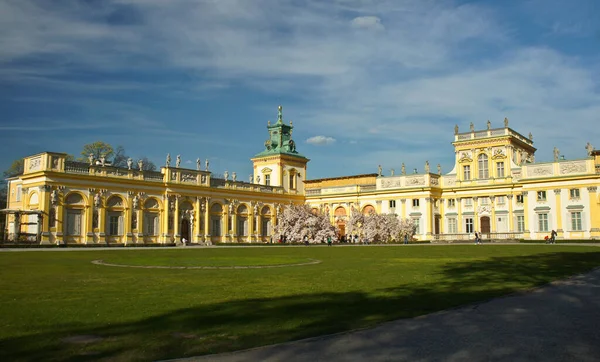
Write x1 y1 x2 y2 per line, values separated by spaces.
262 219 271 236
66 210 81 236
464 198 473 207
497 196 505 205
538 213 549 232
463 165 471 180
448 199 455 207
16 185 22 202
413 218 420 234
389 200 396 208
289 174 295 189
265 174 271 186
448 218 457 233
109 215 119 235
144 213 158 236
516 194 524 204
465 218 474 233
481 197 490 205
412 199 420 207
569 188 580 199
517 215 525 232
212 218 221 236
496 162 505 178
571 212 582 231
238 218 248 236
478 156 489 179
537 191 547 201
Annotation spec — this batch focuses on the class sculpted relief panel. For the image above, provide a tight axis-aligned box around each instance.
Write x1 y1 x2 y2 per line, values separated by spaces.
381 178 402 189
406 176 425 186
528 165 553 177
559 161 587 175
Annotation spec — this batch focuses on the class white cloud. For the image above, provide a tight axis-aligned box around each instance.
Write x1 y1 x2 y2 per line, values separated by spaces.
351 16 384 31
306 136 336 145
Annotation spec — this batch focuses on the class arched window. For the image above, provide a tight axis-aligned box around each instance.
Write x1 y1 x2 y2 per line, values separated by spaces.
478 154 489 179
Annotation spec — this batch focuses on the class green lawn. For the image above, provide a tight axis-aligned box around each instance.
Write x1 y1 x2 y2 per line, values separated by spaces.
1 245 599 361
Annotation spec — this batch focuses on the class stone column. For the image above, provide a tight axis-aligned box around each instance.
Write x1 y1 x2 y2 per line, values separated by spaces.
194 197 202 243
162 195 170 244
86 189 95 244
204 197 211 243
124 193 133 245
39 185 51 244
97 192 106 244
136 207 143 244
231 205 238 241
174 195 180 242
249 203 255 242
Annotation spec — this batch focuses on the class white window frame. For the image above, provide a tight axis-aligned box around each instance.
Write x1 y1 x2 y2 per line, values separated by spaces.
478 154 489 179
16 184 22 202
538 213 549 232
570 211 582 231
537 191 547 201
496 162 505 178
265 174 271 186
448 218 457 233
465 218 474 233
569 188 580 199
463 165 471 180
464 198 473 207
412 199 420 207
448 199 456 207
516 215 525 232
389 200 396 208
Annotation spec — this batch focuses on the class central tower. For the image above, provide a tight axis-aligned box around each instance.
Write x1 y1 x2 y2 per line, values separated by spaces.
251 106 309 194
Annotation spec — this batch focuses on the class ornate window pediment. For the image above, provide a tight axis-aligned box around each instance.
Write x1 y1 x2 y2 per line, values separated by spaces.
261 167 273 174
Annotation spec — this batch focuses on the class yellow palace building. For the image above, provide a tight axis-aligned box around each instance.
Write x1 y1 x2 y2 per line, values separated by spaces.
3 107 600 244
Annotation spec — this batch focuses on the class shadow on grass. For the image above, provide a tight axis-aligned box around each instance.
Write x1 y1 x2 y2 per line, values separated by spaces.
2 251 599 362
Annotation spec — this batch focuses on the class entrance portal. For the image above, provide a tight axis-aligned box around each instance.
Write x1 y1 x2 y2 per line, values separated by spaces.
181 219 190 242
480 216 490 234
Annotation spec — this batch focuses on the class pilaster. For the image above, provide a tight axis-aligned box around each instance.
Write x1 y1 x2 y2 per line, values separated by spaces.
174 195 180 241
490 196 496 233
507 195 514 231
587 187 600 238
204 197 211 243
554 189 563 238
523 192 531 239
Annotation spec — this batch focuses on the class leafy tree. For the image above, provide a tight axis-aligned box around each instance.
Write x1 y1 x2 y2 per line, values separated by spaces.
3 159 24 178
79 141 114 162
137 157 157 171
78 141 156 170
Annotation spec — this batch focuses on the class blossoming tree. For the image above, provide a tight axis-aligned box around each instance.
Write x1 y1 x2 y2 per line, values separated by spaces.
273 204 337 243
346 209 416 243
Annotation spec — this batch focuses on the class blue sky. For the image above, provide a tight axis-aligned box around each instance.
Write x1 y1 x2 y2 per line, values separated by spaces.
1 0 599 179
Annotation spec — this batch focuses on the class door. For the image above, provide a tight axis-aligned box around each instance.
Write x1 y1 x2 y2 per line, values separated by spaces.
181 219 190 242
480 216 491 235
434 215 441 234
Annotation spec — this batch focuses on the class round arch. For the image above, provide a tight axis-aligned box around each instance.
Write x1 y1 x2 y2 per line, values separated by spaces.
362 205 376 215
